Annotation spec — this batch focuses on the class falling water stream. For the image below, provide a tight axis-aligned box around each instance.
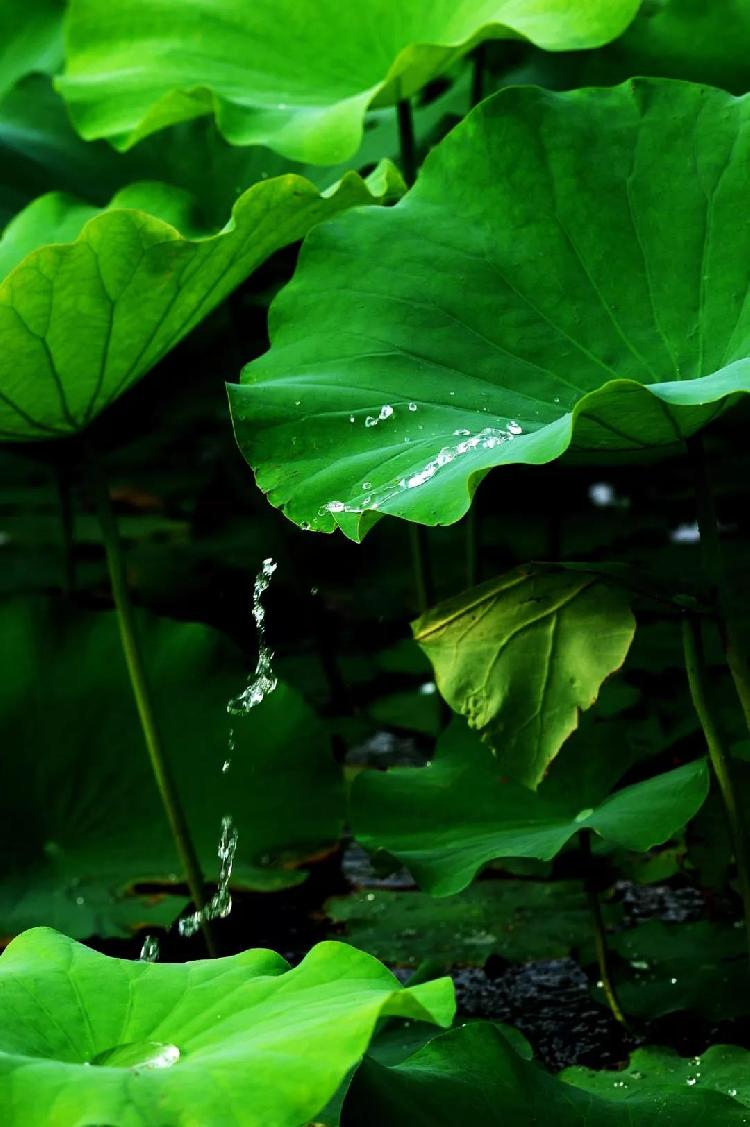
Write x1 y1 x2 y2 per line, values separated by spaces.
177 558 278 941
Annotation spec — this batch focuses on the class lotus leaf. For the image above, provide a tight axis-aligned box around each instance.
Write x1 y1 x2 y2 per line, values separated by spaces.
0 928 454 1126
230 80 750 539
58 0 639 160
0 163 400 440
413 567 636 785
351 721 708 894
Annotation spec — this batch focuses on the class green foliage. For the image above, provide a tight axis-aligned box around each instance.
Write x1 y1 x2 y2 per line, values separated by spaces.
0 165 400 440
0 0 62 101
351 720 708 894
413 567 635 785
327 880 616 965
0 928 454 1126
342 1022 749 1124
0 599 344 936
230 79 750 539
58 0 639 160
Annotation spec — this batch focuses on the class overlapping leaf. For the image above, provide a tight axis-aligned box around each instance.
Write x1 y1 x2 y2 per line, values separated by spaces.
341 1022 749 1125
351 721 708 895
230 80 750 539
58 0 639 161
0 0 62 102
0 599 344 936
0 164 400 440
0 928 454 1127
414 567 636 786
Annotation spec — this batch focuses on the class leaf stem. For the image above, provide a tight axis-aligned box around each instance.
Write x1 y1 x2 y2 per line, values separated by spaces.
88 452 217 956
470 43 486 108
580 830 628 1027
409 525 434 614
54 459 77 596
687 432 750 731
397 98 417 187
682 613 750 959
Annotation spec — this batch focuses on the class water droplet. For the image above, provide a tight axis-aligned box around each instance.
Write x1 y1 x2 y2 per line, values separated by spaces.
670 976 678 985
453 429 471 436
507 420 523 435
221 759 231 774
730 1089 738 1098
408 402 418 412
418 681 437 695
139 935 159 963
349 415 355 423
631 1071 644 1081
362 481 372 490
325 500 346 513
294 399 301 406
366 893 375 902
300 520 310 531
589 482 615 507
75 895 85 906
90 1041 180 1070
179 815 238 937
574 808 594 823
227 558 278 716
364 416 377 428
686 1077 697 1087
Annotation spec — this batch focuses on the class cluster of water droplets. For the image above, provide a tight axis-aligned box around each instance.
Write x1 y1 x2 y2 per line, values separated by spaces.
322 404 524 518
178 558 278 940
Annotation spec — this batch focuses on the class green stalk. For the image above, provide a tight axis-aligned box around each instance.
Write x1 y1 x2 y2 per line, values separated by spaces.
580 830 629 1027
687 433 750 731
397 98 417 187
396 93 434 614
470 43 486 108
54 461 77 596
89 454 216 956
682 613 750 960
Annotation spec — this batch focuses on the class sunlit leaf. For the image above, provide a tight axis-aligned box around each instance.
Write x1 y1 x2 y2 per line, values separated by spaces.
414 568 635 785
58 0 639 160
0 928 454 1127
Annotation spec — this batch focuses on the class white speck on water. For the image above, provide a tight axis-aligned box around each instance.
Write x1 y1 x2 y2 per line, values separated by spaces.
671 522 700 543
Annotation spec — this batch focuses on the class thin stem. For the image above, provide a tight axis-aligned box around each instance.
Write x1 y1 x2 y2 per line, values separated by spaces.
682 613 750 960
397 98 417 187
409 525 434 614
580 831 629 1027
466 505 479 588
89 452 217 956
471 43 486 108
54 461 76 596
687 432 750 731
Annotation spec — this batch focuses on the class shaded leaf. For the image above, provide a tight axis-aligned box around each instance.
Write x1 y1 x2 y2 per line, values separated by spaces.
0 165 400 440
0 0 62 101
414 567 635 786
230 80 750 539
58 0 639 160
0 928 454 1127
351 721 708 895
0 598 344 936
341 1022 747 1125
327 880 615 966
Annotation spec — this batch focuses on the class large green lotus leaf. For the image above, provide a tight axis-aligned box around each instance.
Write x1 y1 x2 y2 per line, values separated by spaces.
57 0 639 161
229 79 750 540
341 1022 747 1125
0 0 63 102
326 880 616 966
564 1044 750 1110
413 567 635 786
0 928 454 1127
0 598 344 937
0 164 400 441
351 721 708 895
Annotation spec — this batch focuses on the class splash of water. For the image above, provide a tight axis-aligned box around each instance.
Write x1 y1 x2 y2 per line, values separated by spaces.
178 816 238 938
179 558 278 940
139 935 160 963
227 557 278 715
